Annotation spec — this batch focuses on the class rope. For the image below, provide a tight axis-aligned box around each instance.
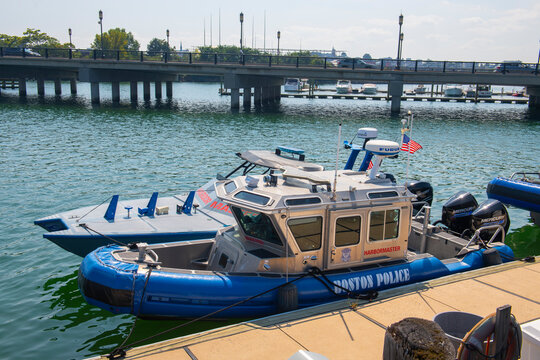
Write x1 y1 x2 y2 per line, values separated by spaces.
78 223 128 247
77 196 113 222
105 267 378 358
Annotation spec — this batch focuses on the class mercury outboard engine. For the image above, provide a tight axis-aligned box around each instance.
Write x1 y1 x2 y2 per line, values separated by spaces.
441 191 478 235
406 181 433 214
471 199 510 242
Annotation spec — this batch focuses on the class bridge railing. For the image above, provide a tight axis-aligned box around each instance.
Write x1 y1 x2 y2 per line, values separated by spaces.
1 47 538 75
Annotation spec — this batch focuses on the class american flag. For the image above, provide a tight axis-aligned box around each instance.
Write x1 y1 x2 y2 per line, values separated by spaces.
367 161 373 169
401 134 423 154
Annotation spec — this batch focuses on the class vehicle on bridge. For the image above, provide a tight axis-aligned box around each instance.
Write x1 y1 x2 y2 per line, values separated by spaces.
333 58 376 69
1 47 41 57
495 61 536 74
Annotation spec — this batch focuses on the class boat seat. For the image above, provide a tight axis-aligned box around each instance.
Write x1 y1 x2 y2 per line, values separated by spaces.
138 192 159 217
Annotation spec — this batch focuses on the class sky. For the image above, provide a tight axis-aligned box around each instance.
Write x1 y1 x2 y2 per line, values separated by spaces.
3 0 540 62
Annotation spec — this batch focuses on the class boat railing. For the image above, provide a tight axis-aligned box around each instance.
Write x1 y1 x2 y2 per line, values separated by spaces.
510 172 540 182
412 201 431 221
458 225 505 256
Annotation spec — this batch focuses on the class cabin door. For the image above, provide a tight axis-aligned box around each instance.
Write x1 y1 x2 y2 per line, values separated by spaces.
325 210 365 270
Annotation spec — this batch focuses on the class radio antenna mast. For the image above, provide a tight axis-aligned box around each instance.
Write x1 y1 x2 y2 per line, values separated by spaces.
332 123 342 200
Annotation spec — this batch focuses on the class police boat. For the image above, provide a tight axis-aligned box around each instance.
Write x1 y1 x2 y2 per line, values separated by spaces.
487 172 540 226
35 147 323 257
79 138 514 320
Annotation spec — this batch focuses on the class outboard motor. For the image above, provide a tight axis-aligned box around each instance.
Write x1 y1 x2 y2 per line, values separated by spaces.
441 191 478 235
471 199 510 243
406 181 433 214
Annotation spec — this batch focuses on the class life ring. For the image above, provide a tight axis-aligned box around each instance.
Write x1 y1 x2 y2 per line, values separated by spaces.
457 312 522 360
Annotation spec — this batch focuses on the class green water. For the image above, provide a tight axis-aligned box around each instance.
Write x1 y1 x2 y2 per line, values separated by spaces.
0 82 539 359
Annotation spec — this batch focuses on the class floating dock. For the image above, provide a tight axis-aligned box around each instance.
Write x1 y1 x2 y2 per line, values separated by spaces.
100 258 539 360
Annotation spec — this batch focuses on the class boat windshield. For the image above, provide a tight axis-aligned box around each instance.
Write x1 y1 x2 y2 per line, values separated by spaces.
232 207 283 246
337 81 349 86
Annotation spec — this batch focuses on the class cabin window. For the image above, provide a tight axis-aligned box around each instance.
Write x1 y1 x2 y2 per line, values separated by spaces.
369 209 400 241
335 216 361 246
368 191 398 199
224 181 237 193
232 207 283 246
285 197 322 206
234 191 270 206
288 217 322 251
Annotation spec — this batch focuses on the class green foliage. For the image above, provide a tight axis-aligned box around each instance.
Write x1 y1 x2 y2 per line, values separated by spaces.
0 28 69 49
92 28 140 52
147 38 174 56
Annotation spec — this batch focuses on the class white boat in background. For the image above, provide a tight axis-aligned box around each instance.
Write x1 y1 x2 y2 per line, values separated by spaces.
284 78 304 92
444 85 463 97
361 83 378 95
477 85 492 98
414 84 427 94
336 80 352 94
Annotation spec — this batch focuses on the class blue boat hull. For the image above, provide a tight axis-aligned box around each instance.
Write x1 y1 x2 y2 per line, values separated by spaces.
487 177 540 213
78 245 514 319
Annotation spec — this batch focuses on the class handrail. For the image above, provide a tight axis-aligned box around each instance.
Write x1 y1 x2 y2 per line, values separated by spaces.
458 224 505 256
510 171 540 180
0 46 538 76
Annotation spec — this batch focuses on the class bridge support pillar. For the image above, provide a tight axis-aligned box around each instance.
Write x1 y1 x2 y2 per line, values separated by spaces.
130 81 138 102
155 81 162 99
91 82 100 104
526 86 540 109
262 86 271 104
388 81 404 113
231 88 240 109
254 87 262 106
274 85 281 102
243 87 252 107
70 79 77 94
37 79 45 96
54 78 62 95
166 81 173 98
143 81 151 101
112 82 120 103
19 78 27 97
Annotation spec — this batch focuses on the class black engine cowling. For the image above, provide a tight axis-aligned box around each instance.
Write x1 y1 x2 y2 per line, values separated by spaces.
471 199 510 242
441 191 478 235
406 181 433 214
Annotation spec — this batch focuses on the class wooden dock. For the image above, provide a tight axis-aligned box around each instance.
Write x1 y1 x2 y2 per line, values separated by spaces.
99 258 539 360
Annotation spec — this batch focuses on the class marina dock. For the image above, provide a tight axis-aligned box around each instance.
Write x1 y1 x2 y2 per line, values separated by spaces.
106 257 539 360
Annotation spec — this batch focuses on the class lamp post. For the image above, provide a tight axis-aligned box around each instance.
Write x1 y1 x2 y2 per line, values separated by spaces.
277 30 281 56
68 28 72 48
166 29 170 54
98 10 103 57
399 32 404 65
239 12 244 50
396 13 403 69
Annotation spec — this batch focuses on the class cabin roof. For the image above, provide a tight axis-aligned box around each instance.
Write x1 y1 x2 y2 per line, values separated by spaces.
216 168 413 212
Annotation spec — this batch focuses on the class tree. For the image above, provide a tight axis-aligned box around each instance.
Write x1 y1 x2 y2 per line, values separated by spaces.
147 38 174 56
92 28 140 51
0 28 68 48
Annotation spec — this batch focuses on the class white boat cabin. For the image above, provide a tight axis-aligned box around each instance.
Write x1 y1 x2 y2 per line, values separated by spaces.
210 167 414 274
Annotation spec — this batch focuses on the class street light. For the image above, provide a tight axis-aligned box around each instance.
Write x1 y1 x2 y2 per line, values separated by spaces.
277 31 281 56
68 28 72 48
166 29 170 54
396 13 403 69
239 12 244 49
98 10 103 57
399 32 404 64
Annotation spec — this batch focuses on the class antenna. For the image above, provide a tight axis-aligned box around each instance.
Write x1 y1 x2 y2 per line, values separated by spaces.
252 17 255 48
332 123 342 200
219 8 221 46
263 10 266 51
210 13 213 47
203 18 206 46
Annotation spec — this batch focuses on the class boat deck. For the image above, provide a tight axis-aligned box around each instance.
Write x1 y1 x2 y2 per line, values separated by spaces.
98 258 540 360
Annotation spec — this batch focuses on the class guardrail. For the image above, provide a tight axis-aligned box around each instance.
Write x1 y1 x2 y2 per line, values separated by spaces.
1 47 539 75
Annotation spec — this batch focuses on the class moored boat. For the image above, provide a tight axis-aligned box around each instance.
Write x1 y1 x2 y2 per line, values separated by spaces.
487 172 540 225
284 78 304 92
336 80 352 94
35 148 323 256
444 85 463 97
79 132 514 320
361 83 378 95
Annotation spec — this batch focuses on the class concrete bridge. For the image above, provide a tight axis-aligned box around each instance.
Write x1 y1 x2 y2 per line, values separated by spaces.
1 48 539 112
